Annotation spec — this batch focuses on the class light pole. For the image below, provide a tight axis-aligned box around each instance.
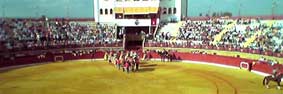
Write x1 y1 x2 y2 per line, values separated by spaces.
238 3 242 17
34 5 40 18
65 0 70 18
272 0 278 19
209 0 216 17
185 0 188 17
1 0 6 18
1 5 4 18
208 5 212 17
42 9 48 16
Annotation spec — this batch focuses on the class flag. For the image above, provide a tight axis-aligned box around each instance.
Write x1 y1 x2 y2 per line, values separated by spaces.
151 18 157 25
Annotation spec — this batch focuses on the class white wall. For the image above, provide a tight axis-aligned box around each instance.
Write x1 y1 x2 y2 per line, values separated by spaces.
115 19 158 27
159 0 181 22
94 0 182 23
96 0 115 23
93 0 99 22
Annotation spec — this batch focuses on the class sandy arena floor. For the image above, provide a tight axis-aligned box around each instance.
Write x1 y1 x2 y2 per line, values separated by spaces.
0 60 282 94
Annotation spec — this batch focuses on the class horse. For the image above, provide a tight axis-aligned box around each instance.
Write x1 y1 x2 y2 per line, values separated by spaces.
157 51 172 62
263 73 283 89
157 51 166 62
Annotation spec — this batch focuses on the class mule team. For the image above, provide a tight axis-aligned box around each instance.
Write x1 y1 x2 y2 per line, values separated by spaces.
104 51 140 73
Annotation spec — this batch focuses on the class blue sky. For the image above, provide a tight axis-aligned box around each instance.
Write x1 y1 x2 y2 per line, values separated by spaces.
0 0 94 18
0 0 282 18
188 0 283 17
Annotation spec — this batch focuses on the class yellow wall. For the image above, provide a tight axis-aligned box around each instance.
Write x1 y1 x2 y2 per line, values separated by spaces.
114 7 158 14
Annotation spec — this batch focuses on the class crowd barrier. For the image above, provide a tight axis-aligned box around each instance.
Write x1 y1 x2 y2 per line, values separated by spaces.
0 42 123 53
0 52 105 67
1 50 282 76
145 51 283 74
144 42 283 57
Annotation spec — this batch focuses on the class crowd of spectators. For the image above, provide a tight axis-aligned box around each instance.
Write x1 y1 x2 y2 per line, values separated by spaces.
149 18 283 54
179 19 230 45
219 18 262 48
250 21 283 53
0 18 121 52
257 56 279 66
152 18 232 47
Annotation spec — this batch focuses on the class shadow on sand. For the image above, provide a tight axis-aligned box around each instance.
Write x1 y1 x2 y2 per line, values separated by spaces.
136 63 157 73
137 68 155 73
140 64 157 67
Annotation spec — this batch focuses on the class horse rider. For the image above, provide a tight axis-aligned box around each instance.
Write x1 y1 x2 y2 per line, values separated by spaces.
163 49 168 55
104 52 108 61
123 58 131 73
272 68 279 78
119 51 124 60
108 51 113 63
135 57 140 71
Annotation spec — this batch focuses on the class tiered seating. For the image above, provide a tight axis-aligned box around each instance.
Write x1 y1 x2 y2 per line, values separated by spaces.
146 18 283 56
213 20 236 44
0 18 122 52
177 18 231 45
155 22 183 40
218 18 261 48
249 20 283 53
243 20 274 48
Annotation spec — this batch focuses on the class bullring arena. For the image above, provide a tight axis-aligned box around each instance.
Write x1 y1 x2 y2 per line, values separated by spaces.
0 48 283 94
0 60 280 94
1 0 283 94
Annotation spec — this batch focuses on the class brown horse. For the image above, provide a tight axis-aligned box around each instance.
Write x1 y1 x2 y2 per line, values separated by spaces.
263 74 283 89
157 51 173 62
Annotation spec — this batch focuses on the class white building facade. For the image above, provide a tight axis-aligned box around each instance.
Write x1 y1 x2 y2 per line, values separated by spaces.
93 0 183 26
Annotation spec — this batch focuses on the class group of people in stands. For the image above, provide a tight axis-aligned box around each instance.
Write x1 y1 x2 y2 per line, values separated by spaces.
250 21 283 53
191 50 208 54
220 18 260 47
151 18 283 54
179 18 227 45
104 50 140 73
257 56 279 66
256 56 283 79
0 18 121 52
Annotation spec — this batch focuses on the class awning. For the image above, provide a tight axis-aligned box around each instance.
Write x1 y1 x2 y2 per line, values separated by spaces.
114 7 158 14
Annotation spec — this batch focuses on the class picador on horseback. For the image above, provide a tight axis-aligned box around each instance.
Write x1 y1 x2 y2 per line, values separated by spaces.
263 68 283 89
157 49 173 62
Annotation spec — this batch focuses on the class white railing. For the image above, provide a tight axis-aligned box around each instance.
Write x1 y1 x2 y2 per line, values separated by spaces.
123 34 126 50
115 19 152 26
142 36 146 49
153 23 159 38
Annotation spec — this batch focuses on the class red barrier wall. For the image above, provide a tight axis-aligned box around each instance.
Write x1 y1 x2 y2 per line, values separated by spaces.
0 52 105 67
147 52 282 74
1 51 282 75
148 52 253 67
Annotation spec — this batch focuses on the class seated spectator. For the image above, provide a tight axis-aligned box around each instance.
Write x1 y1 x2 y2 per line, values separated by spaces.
0 18 122 52
147 17 283 55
